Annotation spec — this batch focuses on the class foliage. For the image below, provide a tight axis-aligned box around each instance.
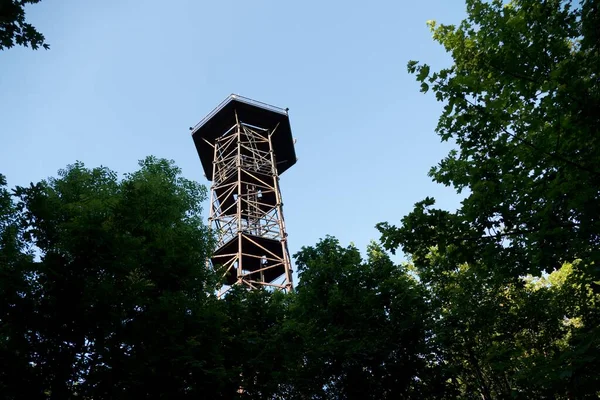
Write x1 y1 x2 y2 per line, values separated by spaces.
287 237 440 399
0 0 49 50
387 0 600 281
379 0 600 397
3 159 438 399
220 287 291 399
0 173 35 397
0 157 221 399
2 0 600 398
414 251 599 398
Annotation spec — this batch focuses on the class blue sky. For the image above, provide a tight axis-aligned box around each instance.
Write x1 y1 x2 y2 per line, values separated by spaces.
1 0 467 265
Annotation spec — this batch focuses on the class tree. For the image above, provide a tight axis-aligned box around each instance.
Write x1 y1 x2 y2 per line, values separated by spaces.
0 0 49 50
410 249 598 399
0 173 38 398
378 0 600 397
0 157 222 399
219 287 292 399
0 162 452 399
382 0 600 284
286 237 441 399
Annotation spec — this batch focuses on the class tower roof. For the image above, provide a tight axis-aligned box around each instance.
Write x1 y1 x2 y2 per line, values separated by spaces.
191 94 297 180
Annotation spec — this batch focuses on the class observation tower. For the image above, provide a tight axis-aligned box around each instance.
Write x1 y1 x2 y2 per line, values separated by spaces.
190 94 297 295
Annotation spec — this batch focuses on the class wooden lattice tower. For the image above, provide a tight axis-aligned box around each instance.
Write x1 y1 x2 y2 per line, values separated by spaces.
191 95 297 295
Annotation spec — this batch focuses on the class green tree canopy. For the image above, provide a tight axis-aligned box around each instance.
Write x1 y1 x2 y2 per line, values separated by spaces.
0 157 223 399
380 0 599 282
287 237 439 399
0 0 49 50
378 0 600 397
2 160 437 399
3 1 599 398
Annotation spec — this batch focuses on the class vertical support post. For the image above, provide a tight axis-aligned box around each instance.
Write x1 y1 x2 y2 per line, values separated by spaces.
235 111 243 286
207 138 217 273
268 130 294 291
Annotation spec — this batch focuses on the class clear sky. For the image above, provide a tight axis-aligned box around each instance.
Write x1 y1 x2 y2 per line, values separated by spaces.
1 0 467 267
